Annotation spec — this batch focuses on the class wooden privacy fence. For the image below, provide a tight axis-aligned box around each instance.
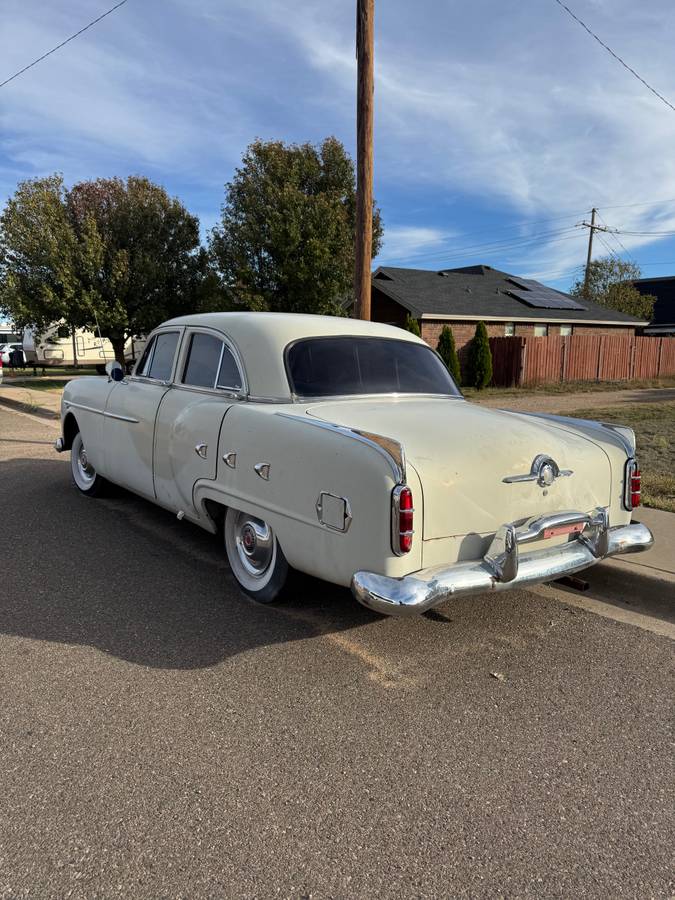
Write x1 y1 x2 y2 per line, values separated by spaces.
488 335 675 387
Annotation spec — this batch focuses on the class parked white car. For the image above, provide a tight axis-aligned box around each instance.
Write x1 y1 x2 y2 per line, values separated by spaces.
55 313 652 616
0 343 25 365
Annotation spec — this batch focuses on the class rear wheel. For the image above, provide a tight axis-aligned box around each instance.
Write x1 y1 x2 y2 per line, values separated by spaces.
70 431 108 496
224 507 289 603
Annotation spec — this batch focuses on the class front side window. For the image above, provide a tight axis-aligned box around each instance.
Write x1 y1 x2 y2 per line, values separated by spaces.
286 337 460 398
504 322 515 336
534 324 548 337
560 325 573 337
137 331 179 381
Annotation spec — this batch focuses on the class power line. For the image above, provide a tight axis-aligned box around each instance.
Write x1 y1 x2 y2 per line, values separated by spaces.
596 211 638 264
0 0 129 89
599 198 675 211
391 226 582 265
552 0 675 114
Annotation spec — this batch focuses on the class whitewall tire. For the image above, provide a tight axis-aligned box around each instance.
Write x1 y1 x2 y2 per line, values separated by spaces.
70 431 107 497
224 507 289 603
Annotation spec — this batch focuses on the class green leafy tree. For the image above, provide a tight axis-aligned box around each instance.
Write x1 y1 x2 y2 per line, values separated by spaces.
67 176 209 362
209 137 383 315
404 314 421 336
571 257 655 321
0 175 81 334
436 325 461 385
0 174 209 364
467 321 493 389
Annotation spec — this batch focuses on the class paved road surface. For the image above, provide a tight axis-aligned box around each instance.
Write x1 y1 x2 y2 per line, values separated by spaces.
1 407 673 898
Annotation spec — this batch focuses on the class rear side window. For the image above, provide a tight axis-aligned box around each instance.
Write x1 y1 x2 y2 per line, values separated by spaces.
137 332 179 381
182 332 243 391
183 333 223 388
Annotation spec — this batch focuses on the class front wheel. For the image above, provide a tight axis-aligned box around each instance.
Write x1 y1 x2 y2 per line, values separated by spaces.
70 432 108 496
223 507 289 603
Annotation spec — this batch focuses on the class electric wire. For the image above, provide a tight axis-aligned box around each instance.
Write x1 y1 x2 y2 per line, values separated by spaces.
0 0 129 89
552 0 675 113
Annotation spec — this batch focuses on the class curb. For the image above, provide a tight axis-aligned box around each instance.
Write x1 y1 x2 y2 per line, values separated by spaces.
0 394 60 421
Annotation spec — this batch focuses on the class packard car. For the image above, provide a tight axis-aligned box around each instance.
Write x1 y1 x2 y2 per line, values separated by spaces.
55 313 653 616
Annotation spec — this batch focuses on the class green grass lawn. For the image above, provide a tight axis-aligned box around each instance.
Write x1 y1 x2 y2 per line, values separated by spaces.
568 402 675 513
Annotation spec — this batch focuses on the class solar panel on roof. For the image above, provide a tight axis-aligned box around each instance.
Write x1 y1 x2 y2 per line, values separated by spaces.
510 289 586 310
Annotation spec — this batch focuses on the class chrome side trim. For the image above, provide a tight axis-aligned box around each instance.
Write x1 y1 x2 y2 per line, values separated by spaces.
65 400 140 424
352 517 654 617
223 452 237 469
104 410 140 424
254 462 271 481
275 413 406 483
521 412 636 457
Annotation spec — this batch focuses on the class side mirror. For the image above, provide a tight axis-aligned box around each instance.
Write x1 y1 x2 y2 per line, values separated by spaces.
105 360 125 382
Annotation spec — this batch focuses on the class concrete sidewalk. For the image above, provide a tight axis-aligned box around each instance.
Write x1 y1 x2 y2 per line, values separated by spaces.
603 506 675 585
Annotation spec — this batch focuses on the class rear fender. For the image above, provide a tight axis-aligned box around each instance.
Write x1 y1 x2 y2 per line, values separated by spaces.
193 405 423 587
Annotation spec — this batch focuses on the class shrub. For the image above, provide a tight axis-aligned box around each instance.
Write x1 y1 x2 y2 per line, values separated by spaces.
404 314 421 336
436 325 461 385
467 321 493 389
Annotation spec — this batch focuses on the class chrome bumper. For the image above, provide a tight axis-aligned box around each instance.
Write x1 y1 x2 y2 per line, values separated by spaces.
351 508 654 617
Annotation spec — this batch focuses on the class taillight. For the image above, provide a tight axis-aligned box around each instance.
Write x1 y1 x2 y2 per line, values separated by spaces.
392 485 414 555
624 459 641 510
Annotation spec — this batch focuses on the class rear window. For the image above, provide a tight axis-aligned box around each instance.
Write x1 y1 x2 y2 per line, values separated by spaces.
286 337 460 398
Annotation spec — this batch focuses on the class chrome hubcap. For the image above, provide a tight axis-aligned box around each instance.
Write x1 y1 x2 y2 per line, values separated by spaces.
76 440 95 485
234 513 274 578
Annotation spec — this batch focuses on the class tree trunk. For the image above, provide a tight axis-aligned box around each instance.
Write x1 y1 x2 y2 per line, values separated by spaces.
110 336 126 366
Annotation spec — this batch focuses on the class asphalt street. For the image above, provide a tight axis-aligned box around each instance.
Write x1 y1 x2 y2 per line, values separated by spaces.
0 406 673 899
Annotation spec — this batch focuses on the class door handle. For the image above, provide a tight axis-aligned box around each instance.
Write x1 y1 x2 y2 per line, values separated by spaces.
195 443 208 459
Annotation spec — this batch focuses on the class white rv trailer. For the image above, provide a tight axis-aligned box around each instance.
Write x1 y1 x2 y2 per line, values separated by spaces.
23 325 146 373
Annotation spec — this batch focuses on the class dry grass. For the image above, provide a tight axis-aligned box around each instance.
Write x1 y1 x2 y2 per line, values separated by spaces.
568 402 675 513
464 375 675 400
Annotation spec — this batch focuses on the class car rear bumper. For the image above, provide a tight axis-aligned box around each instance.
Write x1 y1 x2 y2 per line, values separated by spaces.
351 508 654 617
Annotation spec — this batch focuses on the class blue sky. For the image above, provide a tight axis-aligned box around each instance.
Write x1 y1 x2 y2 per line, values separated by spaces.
2 0 675 291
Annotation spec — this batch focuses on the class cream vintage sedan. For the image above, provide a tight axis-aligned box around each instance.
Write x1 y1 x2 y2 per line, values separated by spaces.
55 313 653 616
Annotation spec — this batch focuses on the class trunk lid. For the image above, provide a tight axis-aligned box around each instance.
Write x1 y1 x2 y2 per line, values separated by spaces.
305 397 611 539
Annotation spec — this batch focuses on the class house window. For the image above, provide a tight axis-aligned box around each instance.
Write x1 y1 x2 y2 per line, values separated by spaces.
534 324 548 337
504 323 515 336
560 325 573 337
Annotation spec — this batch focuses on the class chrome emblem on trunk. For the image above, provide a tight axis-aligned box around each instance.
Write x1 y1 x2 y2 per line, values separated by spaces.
503 454 573 487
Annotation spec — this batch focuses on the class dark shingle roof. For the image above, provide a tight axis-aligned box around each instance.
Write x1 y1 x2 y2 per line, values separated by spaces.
372 265 645 324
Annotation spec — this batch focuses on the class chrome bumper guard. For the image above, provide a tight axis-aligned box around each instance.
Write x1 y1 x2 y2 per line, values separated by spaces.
351 508 654 617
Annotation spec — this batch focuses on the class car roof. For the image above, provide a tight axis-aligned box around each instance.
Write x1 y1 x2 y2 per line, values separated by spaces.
160 312 424 400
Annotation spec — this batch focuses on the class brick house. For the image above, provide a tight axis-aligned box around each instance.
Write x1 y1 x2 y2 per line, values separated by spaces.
371 265 646 365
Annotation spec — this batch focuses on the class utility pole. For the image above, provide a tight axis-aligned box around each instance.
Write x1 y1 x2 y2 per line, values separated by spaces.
583 207 597 297
354 0 374 320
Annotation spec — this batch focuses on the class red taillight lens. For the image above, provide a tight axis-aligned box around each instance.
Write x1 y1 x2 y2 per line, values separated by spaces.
631 468 641 509
624 459 641 511
392 485 414 554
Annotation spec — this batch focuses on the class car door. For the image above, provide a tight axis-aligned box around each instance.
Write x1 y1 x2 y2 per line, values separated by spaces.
153 328 245 520
103 328 183 499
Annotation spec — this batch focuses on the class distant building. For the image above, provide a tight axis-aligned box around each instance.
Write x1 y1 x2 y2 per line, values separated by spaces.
371 265 646 363
634 276 675 336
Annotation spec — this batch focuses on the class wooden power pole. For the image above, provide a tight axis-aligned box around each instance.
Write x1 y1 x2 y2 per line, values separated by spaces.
583 207 597 296
354 0 374 320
